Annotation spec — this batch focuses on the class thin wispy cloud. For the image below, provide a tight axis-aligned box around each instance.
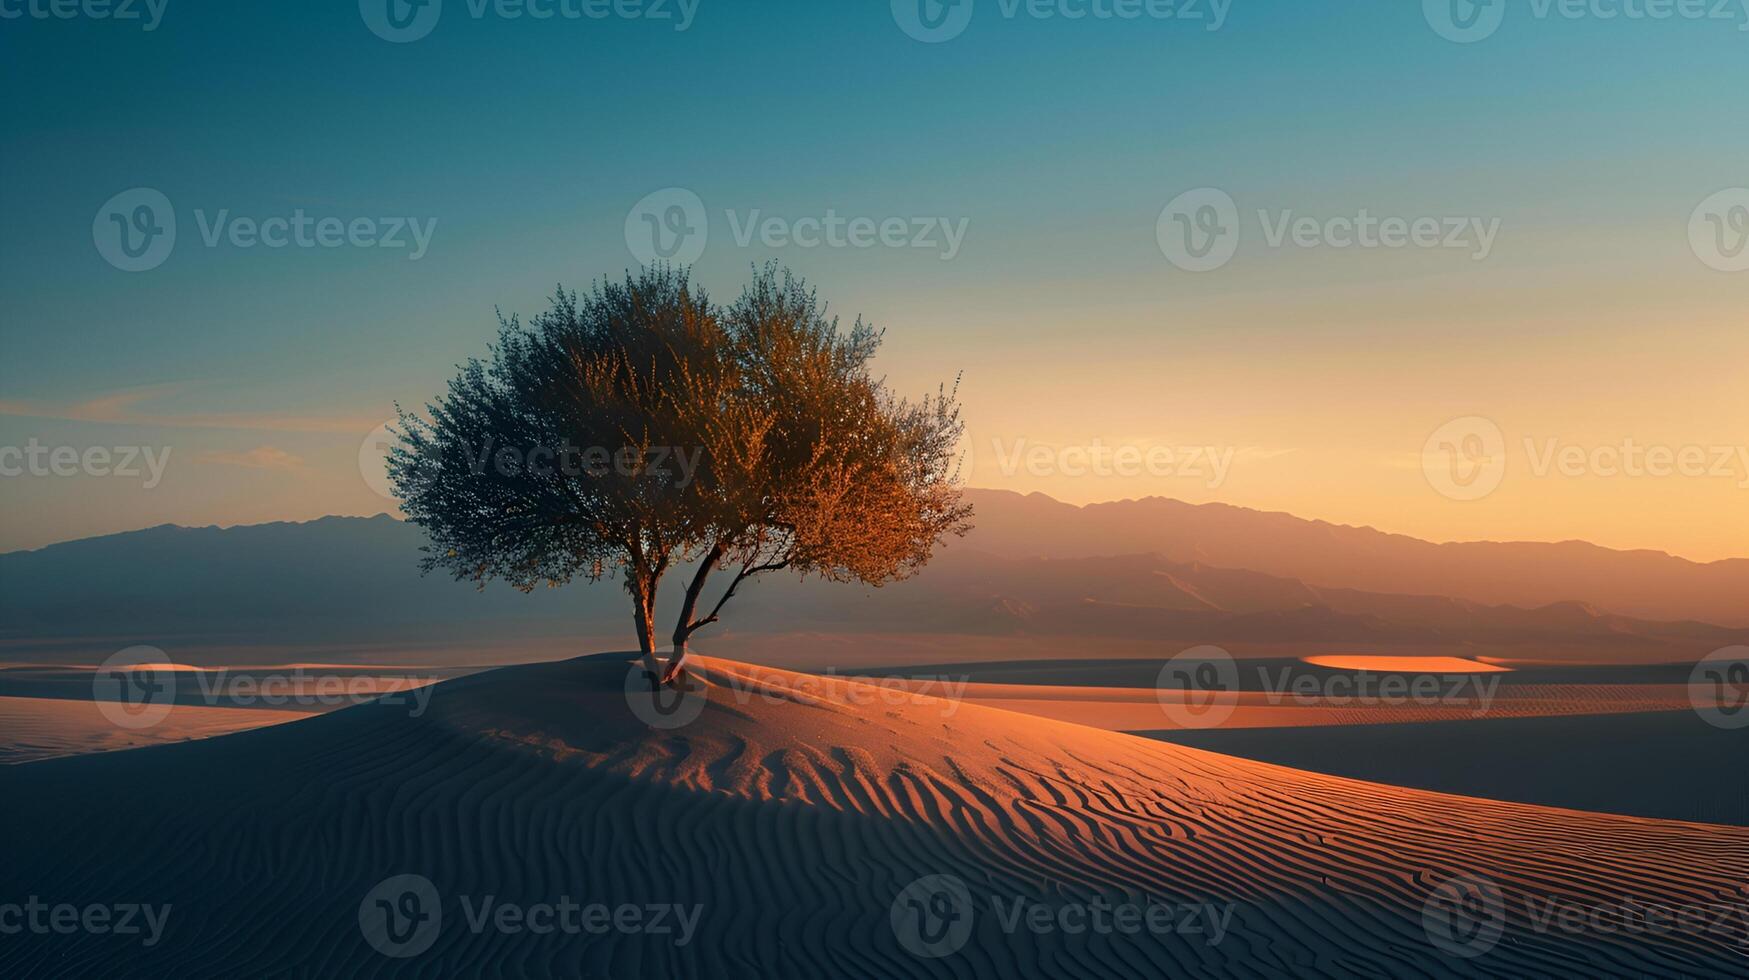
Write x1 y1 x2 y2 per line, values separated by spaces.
0 386 380 434
194 446 308 471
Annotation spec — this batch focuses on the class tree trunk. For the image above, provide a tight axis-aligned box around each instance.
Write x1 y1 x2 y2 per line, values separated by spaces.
665 545 721 684
631 580 660 681
662 637 689 685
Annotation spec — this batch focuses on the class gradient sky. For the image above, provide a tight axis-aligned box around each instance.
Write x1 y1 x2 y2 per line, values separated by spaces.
2 1 1745 560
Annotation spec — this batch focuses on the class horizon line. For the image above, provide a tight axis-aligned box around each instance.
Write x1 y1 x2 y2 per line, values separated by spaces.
4 487 1743 566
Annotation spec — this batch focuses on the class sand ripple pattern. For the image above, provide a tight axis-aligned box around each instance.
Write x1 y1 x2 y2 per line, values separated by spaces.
2 654 1745 978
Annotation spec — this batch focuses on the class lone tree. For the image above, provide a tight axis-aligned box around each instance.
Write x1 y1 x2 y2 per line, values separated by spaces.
389 264 971 683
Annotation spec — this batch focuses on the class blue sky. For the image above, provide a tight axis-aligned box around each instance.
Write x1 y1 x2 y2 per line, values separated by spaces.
2 0 1746 557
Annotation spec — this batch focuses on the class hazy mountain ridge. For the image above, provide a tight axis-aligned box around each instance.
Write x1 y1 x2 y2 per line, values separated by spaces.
2 492 1743 658
758 546 1745 651
963 490 1749 627
0 515 595 641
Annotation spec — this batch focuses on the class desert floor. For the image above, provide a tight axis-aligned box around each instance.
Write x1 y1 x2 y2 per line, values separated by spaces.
2 653 1745 977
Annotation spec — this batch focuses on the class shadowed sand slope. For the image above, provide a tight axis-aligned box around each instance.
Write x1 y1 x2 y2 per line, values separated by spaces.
1146 709 1749 827
2 654 1746 978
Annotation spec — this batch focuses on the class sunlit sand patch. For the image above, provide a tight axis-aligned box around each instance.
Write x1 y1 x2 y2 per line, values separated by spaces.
0 665 453 763
1302 654 1512 673
0 695 313 764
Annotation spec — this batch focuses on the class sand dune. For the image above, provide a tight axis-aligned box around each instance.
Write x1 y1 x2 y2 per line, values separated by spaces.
2 653 1744 977
0 695 313 764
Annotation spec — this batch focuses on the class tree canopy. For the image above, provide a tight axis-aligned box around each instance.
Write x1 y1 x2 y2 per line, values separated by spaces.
389 264 972 682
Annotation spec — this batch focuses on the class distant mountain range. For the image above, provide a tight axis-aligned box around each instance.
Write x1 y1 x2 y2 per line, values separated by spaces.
963 490 1749 628
1 490 1742 659
766 548 1746 656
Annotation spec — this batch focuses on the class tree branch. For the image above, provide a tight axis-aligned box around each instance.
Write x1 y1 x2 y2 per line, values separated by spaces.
684 557 790 637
